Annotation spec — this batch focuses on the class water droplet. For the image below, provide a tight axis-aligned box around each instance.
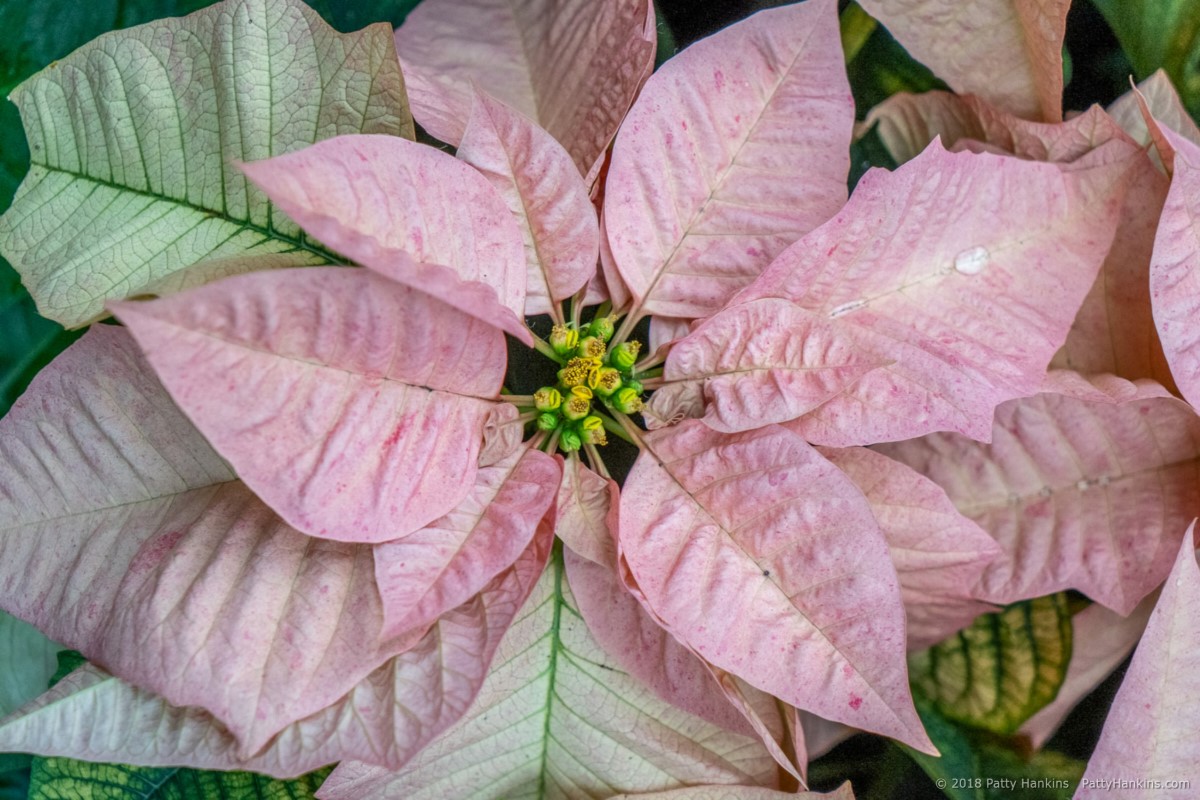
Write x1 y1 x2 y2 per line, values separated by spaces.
954 245 990 275
829 299 867 318
1076 478 1090 492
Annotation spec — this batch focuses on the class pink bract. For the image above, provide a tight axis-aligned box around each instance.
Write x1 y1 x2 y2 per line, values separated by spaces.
0 0 1186 794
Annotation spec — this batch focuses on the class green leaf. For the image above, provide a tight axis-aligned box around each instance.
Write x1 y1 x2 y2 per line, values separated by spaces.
1092 0 1200 117
0 0 414 329
0 610 60 717
909 594 1073 736
902 699 1083 800
27 760 332 800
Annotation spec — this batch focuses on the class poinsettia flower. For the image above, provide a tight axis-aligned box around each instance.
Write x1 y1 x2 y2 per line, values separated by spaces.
0 0 1148 793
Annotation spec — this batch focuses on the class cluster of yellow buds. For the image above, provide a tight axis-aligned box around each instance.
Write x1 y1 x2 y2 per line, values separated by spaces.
530 315 647 452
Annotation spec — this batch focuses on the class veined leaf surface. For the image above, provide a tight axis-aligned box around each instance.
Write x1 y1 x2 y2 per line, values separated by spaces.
393 0 655 185
0 534 551 778
113 267 507 543
619 421 934 754
26 759 329 800
1021 594 1155 748
457 93 598 318
1143 119 1200 410
317 548 778 800
239 134 533 344
878 377 1200 615
817 446 1001 650
0 326 421 755
727 140 1129 445
373 446 559 640
857 0 1069 121
0 0 413 328
647 299 884 434
604 0 853 322
909 594 1072 735
860 95 1172 390
1078 528 1200 798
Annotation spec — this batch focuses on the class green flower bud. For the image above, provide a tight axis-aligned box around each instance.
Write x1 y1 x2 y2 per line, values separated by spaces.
612 386 644 414
549 324 579 357
562 394 591 421
581 415 607 446
610 340 641 371
559 428 583 452
589 366 622 397
533 387 562 412
577 336 606 360
587 315 615 342
536 412 560 432
624 379 644 396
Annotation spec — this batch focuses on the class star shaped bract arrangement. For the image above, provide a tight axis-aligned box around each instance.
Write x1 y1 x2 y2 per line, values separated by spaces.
2 0 1200 797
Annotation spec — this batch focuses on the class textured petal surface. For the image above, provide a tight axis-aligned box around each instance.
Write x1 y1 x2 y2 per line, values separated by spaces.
620 421 934 754
1109 71 1200 151
612 555 803 780
318 550 778 799
113 268 505 543
479 402 524 467
861 96 1119 166
0 327 404 755
458 93 598 318
0 0 411 327
0 532 550 778
604 0 852 321
1148 126 1200 409
1021 594 1155 749
878 377 1200 615
393 0 655 184
732 140 1129 445
1077 530 1200 798
240 134 531 344
565 548 753 736
817 446 1002 650
861 95 1172 389
648 298 885 433
857 0 1069 121
554 456 619 569
374 446 559 640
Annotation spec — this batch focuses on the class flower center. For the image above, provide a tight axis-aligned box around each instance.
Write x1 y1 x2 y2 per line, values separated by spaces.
513 316 648 457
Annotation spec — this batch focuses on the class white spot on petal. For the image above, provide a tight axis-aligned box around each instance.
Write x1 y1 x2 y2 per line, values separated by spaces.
954 246 990 275
829 299 867 318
